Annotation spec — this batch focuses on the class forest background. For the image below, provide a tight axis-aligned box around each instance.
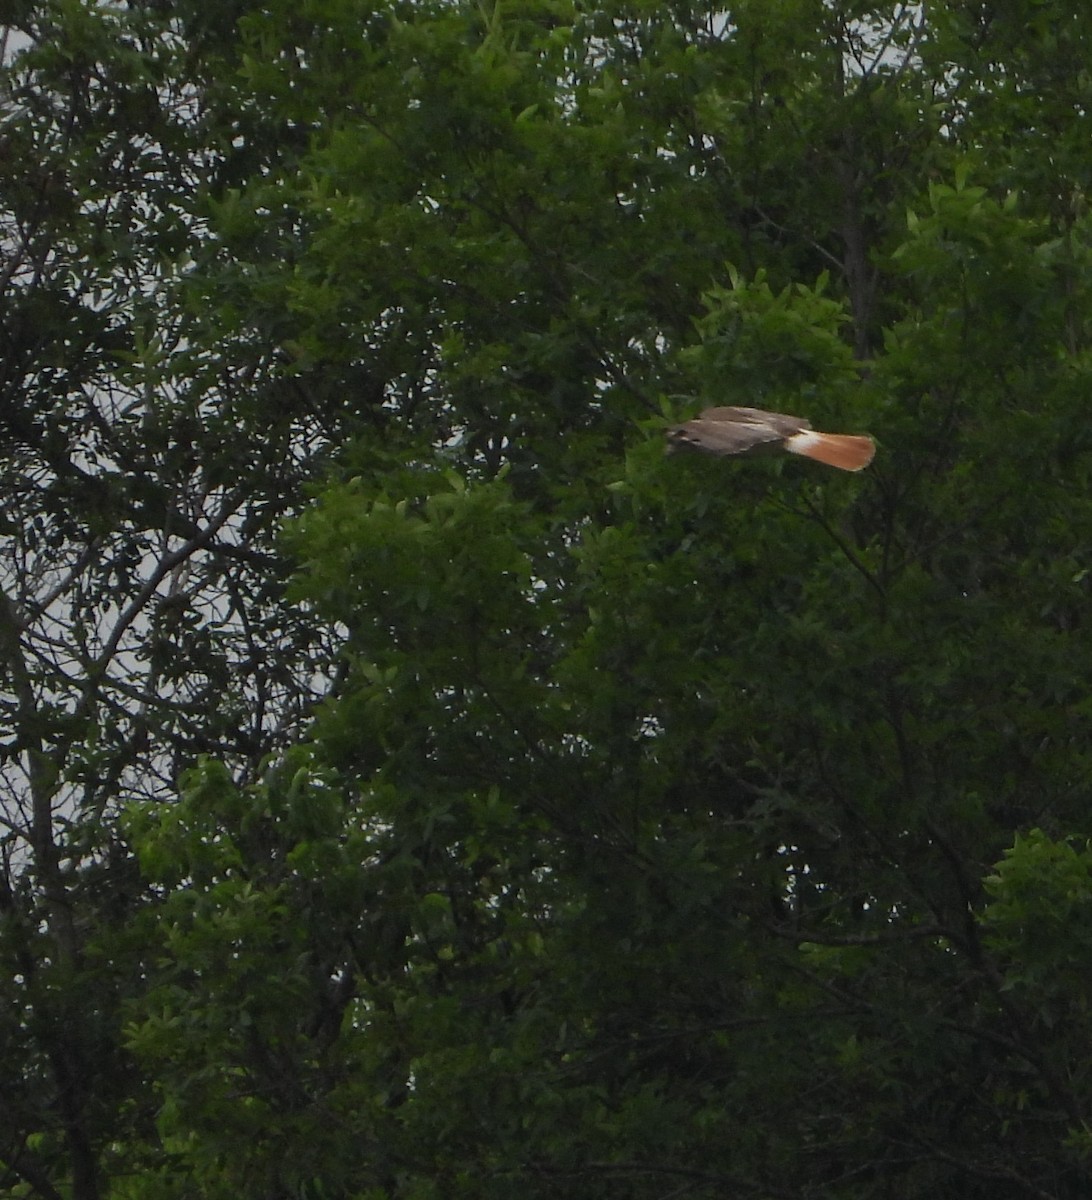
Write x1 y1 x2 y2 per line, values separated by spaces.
3 1 1092 1198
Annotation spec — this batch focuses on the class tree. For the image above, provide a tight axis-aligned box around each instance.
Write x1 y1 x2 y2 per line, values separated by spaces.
0 2 369 1193
7 0 1092 1197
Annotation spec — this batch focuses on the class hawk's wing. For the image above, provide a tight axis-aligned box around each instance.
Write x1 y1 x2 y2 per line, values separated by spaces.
667 406 809 457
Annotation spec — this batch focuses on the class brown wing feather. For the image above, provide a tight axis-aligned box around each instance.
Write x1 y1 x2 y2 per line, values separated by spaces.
667 419 785 457
697 406 812 436
667 406 801 457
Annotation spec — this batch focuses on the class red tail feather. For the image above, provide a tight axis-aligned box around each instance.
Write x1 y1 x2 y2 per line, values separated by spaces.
785 431 875 472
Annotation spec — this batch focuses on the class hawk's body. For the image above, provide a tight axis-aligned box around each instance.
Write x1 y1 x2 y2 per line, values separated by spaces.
667 406 875 472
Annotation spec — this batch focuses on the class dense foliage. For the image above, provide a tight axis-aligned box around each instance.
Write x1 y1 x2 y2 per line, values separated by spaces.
4 1 1092 1197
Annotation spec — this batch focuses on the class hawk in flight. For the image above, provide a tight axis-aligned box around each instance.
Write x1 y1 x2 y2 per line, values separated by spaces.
667 406 875 472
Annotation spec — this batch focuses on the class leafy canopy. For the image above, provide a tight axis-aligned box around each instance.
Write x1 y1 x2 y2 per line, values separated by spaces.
5 1 1092 1198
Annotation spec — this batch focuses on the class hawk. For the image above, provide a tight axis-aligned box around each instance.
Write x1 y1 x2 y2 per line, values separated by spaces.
667 406 875 472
